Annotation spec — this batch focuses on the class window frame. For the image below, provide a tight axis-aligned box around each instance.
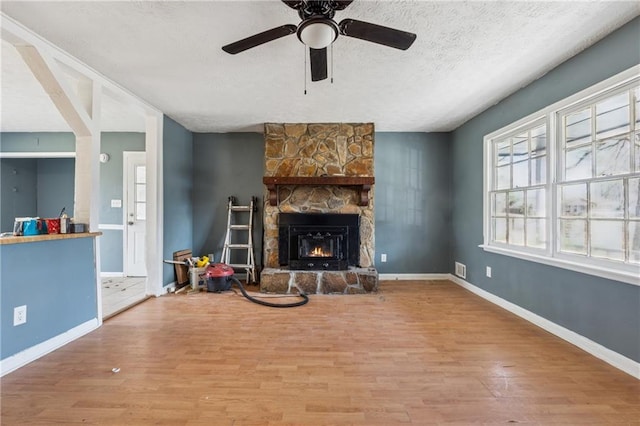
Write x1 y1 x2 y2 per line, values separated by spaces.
482 66 640 287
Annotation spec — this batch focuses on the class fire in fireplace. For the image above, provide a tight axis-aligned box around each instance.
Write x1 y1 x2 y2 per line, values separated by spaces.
279 213 359 271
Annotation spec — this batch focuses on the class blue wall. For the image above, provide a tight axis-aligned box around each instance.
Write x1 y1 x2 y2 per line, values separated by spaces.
1 158 37 232
191 131 454 274
375 132 452 273
0 132 75 153
0 158 74 232
0 133 76 233
192 133 264 267
451 17 640 362
162 117 194 286
36 158 75 219
1 237 98 359
99 133 145 273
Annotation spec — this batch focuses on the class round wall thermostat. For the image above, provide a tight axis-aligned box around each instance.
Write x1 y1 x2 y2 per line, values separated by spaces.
99 153 110 163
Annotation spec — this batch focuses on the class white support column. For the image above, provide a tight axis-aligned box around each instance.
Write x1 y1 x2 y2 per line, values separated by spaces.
74 136 94 225
72 82 101 228
145 113 164 296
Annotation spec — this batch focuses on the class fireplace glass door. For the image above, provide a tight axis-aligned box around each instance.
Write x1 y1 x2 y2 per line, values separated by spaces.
298 233 342 260
288 226 349 270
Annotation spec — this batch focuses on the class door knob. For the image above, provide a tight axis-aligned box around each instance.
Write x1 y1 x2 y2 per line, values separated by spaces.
128 221 134 225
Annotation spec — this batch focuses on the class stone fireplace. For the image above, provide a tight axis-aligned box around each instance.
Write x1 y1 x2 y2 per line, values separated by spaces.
260 123 378 294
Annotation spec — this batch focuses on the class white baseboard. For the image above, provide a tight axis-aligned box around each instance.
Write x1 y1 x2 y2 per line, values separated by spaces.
100 272 124 278
0 318 99 377
379 273 451 281
449 274 640 380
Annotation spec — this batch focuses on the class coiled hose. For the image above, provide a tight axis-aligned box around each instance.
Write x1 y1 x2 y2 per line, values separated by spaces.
231 276 309 308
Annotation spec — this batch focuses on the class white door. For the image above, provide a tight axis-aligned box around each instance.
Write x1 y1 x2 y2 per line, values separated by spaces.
124 152 147 277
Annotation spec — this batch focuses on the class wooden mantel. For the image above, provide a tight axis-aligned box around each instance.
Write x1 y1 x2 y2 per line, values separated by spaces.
263 176 375 206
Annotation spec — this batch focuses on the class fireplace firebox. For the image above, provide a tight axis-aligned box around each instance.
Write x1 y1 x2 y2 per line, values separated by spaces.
279 213 359 270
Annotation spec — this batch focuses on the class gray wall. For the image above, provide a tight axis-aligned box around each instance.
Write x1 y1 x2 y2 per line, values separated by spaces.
162 116 194 286
451 17 640 362
375 132 452 273
192 132 264 267
99 133 145 273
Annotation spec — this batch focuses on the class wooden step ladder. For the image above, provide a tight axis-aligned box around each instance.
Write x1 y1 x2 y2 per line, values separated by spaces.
221 196 257 283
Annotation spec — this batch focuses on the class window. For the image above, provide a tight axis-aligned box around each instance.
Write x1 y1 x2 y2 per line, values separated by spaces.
483 68 639 285
135 165 146 221
490 121 548 249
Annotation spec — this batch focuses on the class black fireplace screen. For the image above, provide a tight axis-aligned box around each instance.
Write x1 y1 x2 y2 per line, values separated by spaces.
279 213 359 271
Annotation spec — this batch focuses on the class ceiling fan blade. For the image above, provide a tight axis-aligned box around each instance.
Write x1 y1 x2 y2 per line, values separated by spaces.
309 47 328 82
222 24 297 54
339 18 416 50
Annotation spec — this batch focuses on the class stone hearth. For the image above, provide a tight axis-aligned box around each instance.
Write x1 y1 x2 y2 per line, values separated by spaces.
261 268 378 295
261 123 378 294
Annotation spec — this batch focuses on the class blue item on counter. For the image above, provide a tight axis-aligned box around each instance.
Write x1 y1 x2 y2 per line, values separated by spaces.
23 219 41 236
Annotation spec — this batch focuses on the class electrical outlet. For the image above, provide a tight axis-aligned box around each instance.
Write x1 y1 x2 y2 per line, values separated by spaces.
381 253 387 262
14 305 27 326
486 266 492 278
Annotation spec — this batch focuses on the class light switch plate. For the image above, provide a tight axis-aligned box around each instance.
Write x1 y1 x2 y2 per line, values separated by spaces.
111 199 122 208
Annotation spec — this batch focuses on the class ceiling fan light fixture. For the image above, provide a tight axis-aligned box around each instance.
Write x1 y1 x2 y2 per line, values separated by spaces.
297 18 338 49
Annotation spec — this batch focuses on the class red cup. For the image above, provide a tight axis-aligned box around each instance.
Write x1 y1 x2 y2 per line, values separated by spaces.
46 218 61 234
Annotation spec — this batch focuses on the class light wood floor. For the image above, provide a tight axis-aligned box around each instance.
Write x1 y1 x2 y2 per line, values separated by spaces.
2 280 638 425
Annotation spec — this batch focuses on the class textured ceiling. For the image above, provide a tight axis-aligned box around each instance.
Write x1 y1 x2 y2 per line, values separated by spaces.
1 1 639 133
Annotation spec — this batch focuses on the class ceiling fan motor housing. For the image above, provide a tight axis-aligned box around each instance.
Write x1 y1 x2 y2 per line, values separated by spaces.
289 0 345 20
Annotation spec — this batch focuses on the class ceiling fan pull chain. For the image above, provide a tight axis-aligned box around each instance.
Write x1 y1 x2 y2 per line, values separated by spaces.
331 43 334 84
304 45 308 95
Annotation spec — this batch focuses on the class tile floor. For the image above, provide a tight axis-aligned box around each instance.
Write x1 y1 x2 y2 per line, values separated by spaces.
101 276 149 320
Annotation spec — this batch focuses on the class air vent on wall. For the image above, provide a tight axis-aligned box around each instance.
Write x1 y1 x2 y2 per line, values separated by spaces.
455 262 466 279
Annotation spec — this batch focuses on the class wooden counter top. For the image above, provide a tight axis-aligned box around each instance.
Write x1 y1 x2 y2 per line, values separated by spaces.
0 232 102 245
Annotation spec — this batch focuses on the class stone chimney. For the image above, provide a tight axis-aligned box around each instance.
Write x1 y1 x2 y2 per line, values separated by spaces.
262 123 376 270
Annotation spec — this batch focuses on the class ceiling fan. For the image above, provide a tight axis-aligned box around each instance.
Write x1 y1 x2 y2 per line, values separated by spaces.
221 0 417 82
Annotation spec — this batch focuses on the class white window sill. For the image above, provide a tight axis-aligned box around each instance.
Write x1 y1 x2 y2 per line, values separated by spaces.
479 244 640 287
